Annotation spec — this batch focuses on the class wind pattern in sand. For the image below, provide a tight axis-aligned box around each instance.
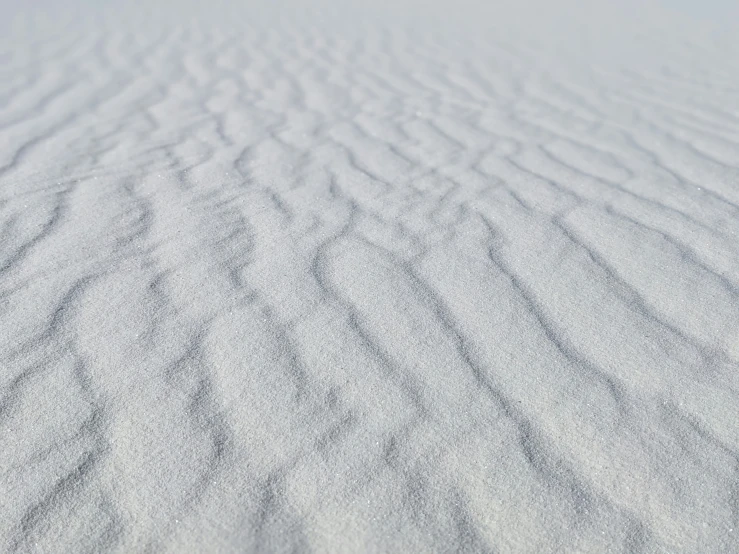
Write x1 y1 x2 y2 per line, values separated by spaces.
2 1 739 552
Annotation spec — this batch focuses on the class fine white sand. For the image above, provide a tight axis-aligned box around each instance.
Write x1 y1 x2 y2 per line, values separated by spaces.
2 0 739 551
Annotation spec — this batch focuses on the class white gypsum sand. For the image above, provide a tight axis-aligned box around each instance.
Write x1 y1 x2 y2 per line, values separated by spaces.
1 0 739 551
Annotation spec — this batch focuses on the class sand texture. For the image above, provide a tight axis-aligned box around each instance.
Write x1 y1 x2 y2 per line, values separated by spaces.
2 0 739 552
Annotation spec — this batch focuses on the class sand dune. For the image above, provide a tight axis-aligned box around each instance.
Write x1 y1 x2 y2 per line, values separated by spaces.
2 0 739 551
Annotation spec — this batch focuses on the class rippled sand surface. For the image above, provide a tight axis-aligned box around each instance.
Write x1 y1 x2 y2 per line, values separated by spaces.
2 0 739 551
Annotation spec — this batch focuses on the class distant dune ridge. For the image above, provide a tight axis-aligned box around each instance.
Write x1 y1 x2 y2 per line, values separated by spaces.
1 0 739 552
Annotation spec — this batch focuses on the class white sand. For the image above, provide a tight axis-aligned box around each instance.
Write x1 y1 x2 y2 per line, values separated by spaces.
2 0 739 551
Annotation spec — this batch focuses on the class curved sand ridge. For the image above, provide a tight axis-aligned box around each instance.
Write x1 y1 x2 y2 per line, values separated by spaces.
1 1 739 552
